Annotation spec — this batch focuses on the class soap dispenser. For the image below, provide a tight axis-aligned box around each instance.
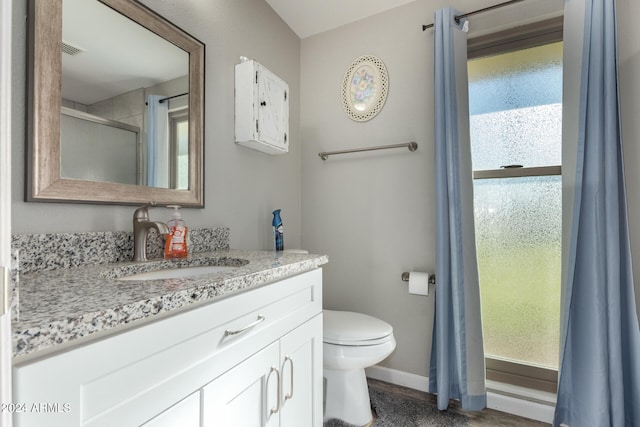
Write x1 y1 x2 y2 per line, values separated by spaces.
165 205 188 259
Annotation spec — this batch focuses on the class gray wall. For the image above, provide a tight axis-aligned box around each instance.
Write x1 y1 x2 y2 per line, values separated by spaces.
301 0 436 377
11 0 302 251
300 0 571 378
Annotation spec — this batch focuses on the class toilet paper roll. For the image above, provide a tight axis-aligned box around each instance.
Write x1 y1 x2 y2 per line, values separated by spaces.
408 272 430 296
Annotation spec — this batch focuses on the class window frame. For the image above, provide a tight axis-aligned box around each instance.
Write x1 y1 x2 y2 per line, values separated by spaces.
468 16 563 60
473 166 561 180
468 16 563 393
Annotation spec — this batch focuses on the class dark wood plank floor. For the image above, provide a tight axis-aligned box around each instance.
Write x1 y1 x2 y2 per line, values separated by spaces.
367 378 551 427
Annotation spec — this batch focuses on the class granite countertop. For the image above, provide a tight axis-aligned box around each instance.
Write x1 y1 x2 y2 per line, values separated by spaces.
13 250 328 360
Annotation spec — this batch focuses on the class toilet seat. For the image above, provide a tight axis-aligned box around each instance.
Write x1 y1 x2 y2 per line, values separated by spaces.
323 310 393 346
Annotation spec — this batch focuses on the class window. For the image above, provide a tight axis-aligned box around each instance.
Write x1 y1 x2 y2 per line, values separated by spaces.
467 19 562 392
169 108 189 190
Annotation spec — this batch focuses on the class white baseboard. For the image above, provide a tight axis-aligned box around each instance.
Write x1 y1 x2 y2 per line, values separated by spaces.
365 365 556 424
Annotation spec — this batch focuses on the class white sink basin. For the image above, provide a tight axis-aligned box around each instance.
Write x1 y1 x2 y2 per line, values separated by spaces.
119 265 238 281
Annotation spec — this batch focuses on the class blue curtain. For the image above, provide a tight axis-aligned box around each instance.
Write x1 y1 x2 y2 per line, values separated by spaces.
146 95 169 187
554 0 640 426
429 7 486 412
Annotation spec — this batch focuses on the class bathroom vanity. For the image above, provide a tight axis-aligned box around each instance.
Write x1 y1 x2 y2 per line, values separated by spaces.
11 247 326 427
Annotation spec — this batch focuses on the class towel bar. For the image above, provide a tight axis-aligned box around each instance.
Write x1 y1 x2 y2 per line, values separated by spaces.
319 142 418 160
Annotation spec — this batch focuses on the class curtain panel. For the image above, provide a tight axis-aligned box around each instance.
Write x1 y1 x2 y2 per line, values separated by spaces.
554 0 640 425
429 7 486 412
146 94 169 187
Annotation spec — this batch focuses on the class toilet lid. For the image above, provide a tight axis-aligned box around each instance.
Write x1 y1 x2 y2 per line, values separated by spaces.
323 310 393 345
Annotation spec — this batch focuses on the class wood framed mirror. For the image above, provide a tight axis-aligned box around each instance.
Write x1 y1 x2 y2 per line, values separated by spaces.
27 0 205 206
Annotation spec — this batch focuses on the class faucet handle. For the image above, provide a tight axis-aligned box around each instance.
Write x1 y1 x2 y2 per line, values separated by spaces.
133 203 155 220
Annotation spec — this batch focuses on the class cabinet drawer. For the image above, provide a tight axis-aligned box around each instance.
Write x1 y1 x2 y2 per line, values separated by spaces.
13 269 322 427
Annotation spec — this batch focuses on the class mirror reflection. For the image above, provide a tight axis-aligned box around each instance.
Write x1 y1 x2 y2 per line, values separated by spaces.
61 0 189 189
27 0 204 206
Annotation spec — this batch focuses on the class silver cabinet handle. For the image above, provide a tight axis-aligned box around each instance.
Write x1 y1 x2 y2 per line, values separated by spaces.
283 356 294 401
266 366 281 416
224 315 265 337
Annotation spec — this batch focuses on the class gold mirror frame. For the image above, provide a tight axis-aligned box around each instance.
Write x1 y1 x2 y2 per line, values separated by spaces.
27 0 205 206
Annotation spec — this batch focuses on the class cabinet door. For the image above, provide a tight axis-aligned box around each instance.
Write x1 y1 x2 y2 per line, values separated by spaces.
202 342 281 427
279 314 323 427
257 66 288 151
142 392 200 427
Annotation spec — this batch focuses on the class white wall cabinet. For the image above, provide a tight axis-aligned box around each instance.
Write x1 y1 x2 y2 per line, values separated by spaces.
13 269 322 427
235 59 289 154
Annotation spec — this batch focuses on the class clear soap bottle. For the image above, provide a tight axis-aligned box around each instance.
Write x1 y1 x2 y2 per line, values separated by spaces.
165 205 188 259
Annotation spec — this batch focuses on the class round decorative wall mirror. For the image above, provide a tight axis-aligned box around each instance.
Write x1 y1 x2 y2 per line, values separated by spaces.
341 55 389 122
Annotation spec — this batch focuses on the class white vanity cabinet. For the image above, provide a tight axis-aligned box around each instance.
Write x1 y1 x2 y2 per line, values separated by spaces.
142 392 200 427
235 59 289 154
13 269 323 427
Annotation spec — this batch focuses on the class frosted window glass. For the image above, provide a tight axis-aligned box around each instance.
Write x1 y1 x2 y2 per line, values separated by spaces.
470 104 561 170
474 176 561 369
468 42 562 170
474 176 562 369
469 42 562 370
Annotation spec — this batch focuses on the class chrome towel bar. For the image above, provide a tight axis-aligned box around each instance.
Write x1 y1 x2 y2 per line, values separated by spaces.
401 272 436 285
319 142 418 160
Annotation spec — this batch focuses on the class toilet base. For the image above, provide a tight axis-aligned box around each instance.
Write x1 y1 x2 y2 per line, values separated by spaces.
323 368 373 426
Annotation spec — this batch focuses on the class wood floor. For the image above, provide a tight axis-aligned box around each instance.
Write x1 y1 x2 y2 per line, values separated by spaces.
367 378 551 427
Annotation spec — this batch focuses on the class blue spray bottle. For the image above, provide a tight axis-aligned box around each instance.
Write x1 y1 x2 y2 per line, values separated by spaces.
272 209 284 251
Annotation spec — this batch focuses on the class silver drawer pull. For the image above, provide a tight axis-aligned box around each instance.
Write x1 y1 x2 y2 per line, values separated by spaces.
224 315 265 337
267 366 281 416
284 356 294 401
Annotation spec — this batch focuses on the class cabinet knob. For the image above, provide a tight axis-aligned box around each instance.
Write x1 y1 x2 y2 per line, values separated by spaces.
260 101 267 106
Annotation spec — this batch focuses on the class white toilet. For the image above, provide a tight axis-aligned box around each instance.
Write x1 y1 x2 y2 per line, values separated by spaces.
323 309 396 426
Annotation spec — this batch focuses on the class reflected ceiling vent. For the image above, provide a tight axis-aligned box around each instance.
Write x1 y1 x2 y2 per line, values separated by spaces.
61 41 85 56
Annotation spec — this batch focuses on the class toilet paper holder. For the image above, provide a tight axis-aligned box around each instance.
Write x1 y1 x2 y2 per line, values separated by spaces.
401 272 436 285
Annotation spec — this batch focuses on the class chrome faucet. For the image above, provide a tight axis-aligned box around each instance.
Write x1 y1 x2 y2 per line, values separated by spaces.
132 204 169 262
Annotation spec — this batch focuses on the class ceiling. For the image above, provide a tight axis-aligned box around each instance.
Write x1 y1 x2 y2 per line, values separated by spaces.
62 0 188 105
264 0 417 39
64 0 414 105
